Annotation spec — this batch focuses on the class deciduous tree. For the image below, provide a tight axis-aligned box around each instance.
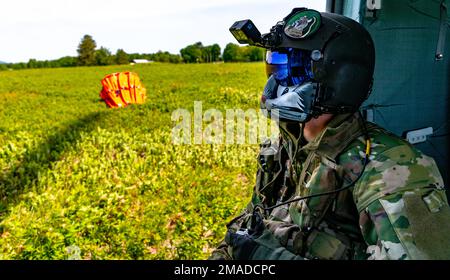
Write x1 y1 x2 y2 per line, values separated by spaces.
77 35 97 66
115 49 129 65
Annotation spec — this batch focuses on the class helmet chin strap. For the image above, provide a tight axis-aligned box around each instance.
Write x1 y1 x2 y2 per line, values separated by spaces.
278 121 306 159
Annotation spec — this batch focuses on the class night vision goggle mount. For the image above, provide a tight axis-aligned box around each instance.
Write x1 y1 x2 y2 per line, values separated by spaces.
229 19 284 48
229 8 323 50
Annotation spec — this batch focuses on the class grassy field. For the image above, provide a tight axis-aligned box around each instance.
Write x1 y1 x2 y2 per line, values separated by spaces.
0 63 268 259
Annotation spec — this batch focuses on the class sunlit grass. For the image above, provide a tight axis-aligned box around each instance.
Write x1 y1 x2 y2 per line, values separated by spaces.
0 63 267 259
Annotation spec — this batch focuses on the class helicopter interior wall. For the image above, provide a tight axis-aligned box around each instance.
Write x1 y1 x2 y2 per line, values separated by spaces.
328 0 449 194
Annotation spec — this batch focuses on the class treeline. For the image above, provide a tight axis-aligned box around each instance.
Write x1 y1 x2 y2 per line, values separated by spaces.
0 57 78 70
0 35 265 71
179 42 264 63
223 43 264 62
180 42 221 63
76 35 183 66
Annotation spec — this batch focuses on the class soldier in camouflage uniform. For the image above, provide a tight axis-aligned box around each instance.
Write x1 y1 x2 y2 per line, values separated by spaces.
210 8 450 260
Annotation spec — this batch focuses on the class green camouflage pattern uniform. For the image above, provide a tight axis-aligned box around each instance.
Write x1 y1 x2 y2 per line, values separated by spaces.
210 113 450 260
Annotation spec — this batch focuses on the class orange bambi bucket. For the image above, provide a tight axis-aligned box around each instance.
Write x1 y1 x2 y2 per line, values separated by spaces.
100 72 147 108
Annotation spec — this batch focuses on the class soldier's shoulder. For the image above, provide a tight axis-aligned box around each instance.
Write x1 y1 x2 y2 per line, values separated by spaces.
340 123 445 212
346 122 416 158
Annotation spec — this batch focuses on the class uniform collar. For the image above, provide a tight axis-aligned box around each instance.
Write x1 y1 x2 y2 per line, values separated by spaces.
300 113 363 159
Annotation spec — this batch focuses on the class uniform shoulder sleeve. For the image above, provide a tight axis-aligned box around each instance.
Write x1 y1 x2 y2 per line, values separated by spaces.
359 188 450 259
351 133 450 259
352 133 444 212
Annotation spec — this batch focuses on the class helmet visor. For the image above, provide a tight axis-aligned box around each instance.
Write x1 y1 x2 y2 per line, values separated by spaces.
265 49 314 87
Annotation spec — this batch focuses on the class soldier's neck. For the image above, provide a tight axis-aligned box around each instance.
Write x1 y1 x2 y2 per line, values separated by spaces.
279 114 335 160
303 114 334 142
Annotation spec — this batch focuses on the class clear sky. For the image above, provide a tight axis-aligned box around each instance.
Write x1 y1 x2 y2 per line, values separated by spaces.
0 0 326 63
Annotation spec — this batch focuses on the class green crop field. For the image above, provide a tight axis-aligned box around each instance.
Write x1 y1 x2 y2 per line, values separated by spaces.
0 63 268 259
